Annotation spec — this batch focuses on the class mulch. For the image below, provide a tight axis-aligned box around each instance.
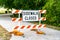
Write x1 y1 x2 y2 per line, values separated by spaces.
0 25 11 40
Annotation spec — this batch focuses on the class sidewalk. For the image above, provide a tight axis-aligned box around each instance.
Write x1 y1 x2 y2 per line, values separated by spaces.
0 16 60 40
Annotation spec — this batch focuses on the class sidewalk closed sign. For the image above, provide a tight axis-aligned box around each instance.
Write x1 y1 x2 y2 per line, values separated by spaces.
22 10 38 21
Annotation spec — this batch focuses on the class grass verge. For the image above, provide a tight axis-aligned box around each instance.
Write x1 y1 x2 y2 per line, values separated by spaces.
0 25 11 40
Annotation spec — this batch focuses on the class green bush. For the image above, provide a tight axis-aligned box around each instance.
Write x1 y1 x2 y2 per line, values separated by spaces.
42 0 60 27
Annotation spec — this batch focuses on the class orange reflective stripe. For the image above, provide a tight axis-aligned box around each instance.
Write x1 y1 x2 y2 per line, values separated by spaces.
33 25 36 29
27 25 31 28
38 24 42 28
21 26 25 29
39 10 46 13
12 18 16 21
14 26 19 29
18 18 22 21
15 10 19 13
39 10 43 13
44 24 46 28
42 17 46 21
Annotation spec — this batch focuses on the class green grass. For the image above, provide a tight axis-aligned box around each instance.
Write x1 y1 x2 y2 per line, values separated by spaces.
47 25 60 30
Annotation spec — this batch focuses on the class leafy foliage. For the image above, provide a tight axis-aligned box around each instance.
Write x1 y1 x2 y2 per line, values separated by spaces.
43 0 60 27
0 0 60 27
0 0 47 9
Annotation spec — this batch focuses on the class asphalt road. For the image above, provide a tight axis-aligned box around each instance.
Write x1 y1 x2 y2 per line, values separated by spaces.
0 16 60 40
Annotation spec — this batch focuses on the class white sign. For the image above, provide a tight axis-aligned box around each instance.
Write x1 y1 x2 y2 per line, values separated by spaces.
22 12 38 21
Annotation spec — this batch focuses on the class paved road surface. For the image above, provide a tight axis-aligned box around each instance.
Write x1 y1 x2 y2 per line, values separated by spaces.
0 16 60 40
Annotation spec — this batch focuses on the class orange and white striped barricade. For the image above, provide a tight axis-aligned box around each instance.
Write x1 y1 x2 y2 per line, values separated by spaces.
11 10 46 36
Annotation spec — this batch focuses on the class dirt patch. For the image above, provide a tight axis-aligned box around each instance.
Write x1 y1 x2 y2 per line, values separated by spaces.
0 25 11 40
